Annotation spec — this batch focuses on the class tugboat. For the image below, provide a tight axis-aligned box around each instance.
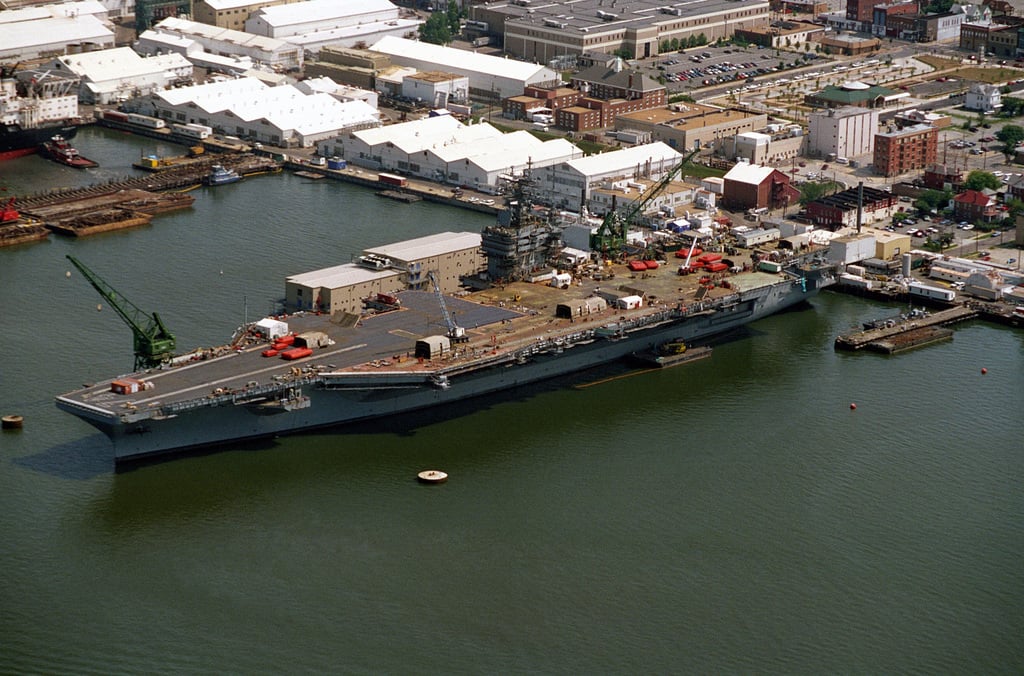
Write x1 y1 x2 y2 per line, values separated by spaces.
39 135 98 168
203 164 241 186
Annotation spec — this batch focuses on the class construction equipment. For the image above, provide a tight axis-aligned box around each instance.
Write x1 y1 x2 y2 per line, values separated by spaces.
66 255 176 370
592 147 699 254
427 270 468 343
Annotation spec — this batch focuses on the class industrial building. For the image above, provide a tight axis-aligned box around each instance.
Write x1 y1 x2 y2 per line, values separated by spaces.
369 36 560 102
873 123 937 177
0 1 115 61
615 104 767 153
401 72 469 109
535 142 683 211
722 163 800 211
469 0 770 62
136 17 303 73
805 186 898 229
44 47 192 105
805 81 900 110
734 20 825 48
285 231 484 314
142 77 380 147
193 0 293 31
546 60 667 130
807 106 879 160
244 0 420 55
318 115 582 192
731 130 806 166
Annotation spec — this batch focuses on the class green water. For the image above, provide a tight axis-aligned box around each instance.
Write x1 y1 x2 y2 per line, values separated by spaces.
1 127 1022 673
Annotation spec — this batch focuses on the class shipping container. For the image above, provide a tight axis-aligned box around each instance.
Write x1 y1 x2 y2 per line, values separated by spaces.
908 282 955 302
98 109 129 122
280 347 313 360
327 157 346 170
171 123 211 140
126 113 167 129
378 172 407 187
758 260 783 273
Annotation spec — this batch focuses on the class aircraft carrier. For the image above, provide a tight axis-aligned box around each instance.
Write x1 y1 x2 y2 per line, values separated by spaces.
56 255 836 463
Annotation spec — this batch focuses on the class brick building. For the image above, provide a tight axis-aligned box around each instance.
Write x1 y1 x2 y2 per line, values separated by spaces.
805 185 899 228
504 86 581 121
953 189 1000 223
722 163 800 211
846 0 876 25
873 123 937 177
923 164 963 190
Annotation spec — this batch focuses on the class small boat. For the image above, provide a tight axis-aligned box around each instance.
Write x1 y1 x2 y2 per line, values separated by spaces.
203 164 241 186
39 135 98 169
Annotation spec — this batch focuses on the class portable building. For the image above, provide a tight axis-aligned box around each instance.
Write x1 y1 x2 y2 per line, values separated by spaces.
615 295 644 310
415 335 451 359
555 296 607 318
255 318 289 339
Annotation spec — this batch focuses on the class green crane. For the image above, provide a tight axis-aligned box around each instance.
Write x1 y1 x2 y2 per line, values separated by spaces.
66 255 176 371
592 146 700 254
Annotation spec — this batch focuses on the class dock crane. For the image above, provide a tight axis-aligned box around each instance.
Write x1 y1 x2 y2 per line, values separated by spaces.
65 255 176 371
427 270 468 343
592 146 700 254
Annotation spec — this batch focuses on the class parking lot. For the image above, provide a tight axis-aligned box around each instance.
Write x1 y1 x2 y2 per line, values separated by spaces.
649 45 826 92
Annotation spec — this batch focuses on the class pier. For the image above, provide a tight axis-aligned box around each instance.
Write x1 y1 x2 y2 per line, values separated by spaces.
835 305 978 352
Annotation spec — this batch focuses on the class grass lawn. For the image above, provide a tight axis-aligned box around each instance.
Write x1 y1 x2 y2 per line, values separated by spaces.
952 67 1022 83
916 55 962 71
679 162 725 179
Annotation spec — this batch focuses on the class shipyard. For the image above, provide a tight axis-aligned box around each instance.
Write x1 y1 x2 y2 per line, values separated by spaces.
3 1 1024 672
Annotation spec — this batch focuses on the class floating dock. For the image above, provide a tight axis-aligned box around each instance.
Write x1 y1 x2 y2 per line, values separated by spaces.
835 305 977 351
376 190 421 203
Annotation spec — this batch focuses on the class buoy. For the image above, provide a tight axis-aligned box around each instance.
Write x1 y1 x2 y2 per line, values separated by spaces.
849 403 857 410
417 470 448 484
96 304 102 311
66 270 71 278
2 414 23 430
981 368 988 375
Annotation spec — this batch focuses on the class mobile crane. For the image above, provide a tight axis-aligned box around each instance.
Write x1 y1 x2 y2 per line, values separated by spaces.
427 270 468 343
66 255 177 370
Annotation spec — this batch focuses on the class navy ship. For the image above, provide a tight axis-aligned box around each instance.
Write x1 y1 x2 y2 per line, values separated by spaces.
56 247 836 463
0 66 81 161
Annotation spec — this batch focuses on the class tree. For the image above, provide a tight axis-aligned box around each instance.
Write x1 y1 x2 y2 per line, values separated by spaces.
964 170 1001 191
1005 197 1024 219
893 211 911 225
418 13 451 44
1001 96 1024 117
798 181 834 205
445 0 464 34
913 188 951 214
996 124 1024 156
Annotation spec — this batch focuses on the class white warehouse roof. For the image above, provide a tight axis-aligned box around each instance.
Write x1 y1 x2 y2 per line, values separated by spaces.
57 47 190 82
370 35 558 83
353 115 499 154
564 142 682 176
0 0 107 23
724 163 777 186
152 16 297 53
251 0 399 27
0 14 113 59
287 264 398 289
364 232 482 261
155 77 379 138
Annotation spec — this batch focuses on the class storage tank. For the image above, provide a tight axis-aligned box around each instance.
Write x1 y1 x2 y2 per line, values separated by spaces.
902 253 912 278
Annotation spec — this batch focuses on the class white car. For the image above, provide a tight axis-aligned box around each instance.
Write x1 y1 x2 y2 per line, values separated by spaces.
961 224 974 230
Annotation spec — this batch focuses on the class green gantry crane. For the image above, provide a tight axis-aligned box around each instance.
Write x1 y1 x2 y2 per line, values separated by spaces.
66 255 176 371
592 146 700 254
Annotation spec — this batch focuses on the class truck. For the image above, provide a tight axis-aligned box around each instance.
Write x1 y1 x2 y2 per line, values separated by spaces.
378 172 407 187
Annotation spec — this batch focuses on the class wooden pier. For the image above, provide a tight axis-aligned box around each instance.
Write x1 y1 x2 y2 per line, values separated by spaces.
835 305 978 351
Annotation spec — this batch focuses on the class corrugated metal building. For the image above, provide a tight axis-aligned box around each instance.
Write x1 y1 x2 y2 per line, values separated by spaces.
47 47 192 105
0 3 114 61
137 17 303 72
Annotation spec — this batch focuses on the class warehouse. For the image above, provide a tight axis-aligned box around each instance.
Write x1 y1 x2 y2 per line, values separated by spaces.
537 142 683 211
143 77 380 147
0 2 114 62
245 0 420 55
319 115 581 191
137 17 303 73
45 47 192 105
368 36 560 101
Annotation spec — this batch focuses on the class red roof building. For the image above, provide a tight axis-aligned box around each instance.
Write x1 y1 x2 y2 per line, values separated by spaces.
953 189 1000 223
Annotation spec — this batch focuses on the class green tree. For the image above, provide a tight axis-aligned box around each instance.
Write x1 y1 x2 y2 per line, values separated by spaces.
670 38 680 50
696 33 707 46
445 0 463 33
1005 197 1024 219
893 211 911 225
996 124 1024 155
913 188 951 214
418 13 451 44
687 35 698 48
661 40 671 52
1001 96 1024 117
964 170 1001 191
798 181 833 205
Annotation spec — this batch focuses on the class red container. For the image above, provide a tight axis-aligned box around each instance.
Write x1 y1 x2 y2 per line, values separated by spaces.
644 260 659 269
262 348 279 357
706 262 729 272
628 260 648 272
280 347 313 360
698 252 722 263
275 334 295 346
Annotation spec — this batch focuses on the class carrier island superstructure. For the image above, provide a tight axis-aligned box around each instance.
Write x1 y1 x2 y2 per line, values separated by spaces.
56 229 836 463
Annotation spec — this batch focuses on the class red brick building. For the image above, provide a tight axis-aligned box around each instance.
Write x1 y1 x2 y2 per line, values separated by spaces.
847 0 876 24
953 189 1000 223
873 124 937 177
503 86 581 121
722 163 800 211
923 164 962 191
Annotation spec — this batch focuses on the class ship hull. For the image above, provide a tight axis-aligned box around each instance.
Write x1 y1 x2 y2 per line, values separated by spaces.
57 270 830 463
0 123 78 161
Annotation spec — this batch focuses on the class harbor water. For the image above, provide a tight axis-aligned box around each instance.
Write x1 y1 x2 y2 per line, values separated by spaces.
2 127 1023 673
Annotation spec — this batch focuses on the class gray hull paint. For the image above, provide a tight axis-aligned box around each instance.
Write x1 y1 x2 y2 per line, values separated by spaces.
58 273 827 462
